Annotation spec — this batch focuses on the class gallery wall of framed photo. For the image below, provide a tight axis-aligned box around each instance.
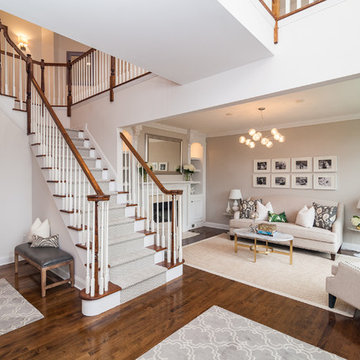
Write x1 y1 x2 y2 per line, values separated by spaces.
253 156 337 191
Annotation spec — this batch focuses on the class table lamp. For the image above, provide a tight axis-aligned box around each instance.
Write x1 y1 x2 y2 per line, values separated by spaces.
229 189 242 212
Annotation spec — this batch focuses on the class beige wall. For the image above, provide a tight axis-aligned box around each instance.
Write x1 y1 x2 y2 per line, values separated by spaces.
1 10 89 63
206 119 360 246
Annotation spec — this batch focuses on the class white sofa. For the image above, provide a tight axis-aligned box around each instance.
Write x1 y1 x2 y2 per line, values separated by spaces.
229 196 344 260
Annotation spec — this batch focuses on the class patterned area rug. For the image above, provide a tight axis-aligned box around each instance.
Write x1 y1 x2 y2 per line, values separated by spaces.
139 306 343 359
0 279 43 335
183 234 358 317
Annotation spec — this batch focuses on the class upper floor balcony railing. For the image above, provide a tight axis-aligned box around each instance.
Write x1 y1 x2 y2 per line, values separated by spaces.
259 0 326 43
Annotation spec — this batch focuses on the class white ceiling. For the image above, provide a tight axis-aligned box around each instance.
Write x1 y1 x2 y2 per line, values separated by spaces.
157 77 360 136
0 0 273 84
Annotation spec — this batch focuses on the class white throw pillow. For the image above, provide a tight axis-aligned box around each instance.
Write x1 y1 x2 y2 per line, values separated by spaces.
29 219 50 242
295 206 315 228
27 218 42 242
257 201 273 221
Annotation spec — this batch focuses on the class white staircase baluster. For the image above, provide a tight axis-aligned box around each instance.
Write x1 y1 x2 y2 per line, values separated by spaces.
285 0 291 14
167 195 171 263
104 201 109 292
19 58 23 109
90 201 95 297
146 174 150 231
69 153 73 213
4 40 8 95
151 180 154 232
178 195 183 262
156 187 159 246
82 173 86 235
128 152 133 204
12 51 15 97
137 163 140 216
99 201 104 295
161 193 165 248
297 0 302 9
132 153 136 208
85 196 90 294
173 196 177 264
141 165 145 218
73 161 77 227
65 145 69 210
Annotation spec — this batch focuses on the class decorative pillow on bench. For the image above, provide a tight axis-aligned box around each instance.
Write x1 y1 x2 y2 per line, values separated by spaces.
268 211 288 223
31 234 59 248
240 199 262 219
313 202 337 231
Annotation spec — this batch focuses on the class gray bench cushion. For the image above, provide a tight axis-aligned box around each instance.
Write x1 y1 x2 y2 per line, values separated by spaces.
15 243 73 267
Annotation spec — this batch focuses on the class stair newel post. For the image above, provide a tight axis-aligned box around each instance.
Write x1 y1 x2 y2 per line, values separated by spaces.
40 59 45 93
110 56 115 102
67 59 72 117
26 54 33 135
272 0 280 44
92 198 100 295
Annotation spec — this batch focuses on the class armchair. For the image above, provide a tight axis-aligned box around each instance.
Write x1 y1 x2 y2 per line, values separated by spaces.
326 261 360 309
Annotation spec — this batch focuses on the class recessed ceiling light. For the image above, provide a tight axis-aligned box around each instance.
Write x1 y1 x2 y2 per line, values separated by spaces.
225 112 232 116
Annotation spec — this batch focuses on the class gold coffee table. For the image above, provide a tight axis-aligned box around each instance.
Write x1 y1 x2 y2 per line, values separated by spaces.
234 228 294 264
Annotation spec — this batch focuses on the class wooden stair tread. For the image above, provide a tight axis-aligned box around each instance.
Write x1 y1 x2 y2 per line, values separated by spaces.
147 245 166 252
79 282 121 301
138 230 156 236
156 260 185 270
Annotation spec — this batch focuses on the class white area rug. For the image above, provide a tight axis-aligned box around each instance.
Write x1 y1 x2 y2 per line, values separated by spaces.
182 231 200 239
183 234 358 317
139 305 343 359
0 279 43 335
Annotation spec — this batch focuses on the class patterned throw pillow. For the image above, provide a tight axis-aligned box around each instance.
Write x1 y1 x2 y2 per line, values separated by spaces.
268 211 288 223
31 234 59 248
240 199 262 219
313 202 337 230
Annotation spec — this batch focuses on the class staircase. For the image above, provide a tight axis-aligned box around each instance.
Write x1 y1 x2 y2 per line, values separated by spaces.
0 21 183 316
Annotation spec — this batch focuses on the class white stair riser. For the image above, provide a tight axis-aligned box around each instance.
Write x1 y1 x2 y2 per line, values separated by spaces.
125 206 136 217
134 219 145 232
108 207 126 222
118 272 166 304
109 222 135 238
109 237 145 254
144 234 155 247
154 250 165 263
166 264 183 283
117 193 128 205
78 148 96 158
66 130 84 138
110 253 154 274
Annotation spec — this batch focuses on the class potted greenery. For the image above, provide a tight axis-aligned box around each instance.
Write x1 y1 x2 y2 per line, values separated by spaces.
177 164 196 181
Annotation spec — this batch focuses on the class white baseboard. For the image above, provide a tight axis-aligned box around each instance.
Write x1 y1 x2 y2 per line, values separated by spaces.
51 267 86 290
342 242 360 252
203 222 229 230
0 255 13 266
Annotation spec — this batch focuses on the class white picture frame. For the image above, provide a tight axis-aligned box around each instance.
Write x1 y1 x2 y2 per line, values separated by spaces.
151 162 158 171
313 173 337 190
158 162 168 171
291 174 313 189
271 174 290 188
253 174 270 188
314 156 337 172
272 158 290 173
254 159 270 173
291 157 312 173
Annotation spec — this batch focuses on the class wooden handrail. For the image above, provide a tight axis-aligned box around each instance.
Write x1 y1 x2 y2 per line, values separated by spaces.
71 48 96 65
120 132 183 196
31 77 107 198
0 23 28 62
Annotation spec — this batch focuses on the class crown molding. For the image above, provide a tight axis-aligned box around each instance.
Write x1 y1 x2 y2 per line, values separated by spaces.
144 122 188 135
205 113 360 138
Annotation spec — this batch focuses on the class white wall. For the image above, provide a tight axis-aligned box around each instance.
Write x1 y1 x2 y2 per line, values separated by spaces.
0 97 32 265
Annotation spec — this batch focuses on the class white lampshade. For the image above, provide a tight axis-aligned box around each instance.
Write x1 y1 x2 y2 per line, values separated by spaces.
229 189 242 200
357 199 360 209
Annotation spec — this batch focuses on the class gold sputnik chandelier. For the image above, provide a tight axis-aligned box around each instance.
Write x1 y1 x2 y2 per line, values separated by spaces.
239 107 285 149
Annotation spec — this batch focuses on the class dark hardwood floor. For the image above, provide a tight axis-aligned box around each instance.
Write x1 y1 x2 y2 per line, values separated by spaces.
1 227 359 359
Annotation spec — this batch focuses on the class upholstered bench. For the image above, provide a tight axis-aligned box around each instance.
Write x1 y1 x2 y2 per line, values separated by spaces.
15 243 74 297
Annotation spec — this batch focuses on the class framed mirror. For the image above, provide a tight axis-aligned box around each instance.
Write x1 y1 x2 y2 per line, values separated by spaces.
145 134 183 174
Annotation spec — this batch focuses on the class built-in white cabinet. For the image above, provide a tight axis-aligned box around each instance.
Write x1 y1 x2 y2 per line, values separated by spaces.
189 194 205 228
